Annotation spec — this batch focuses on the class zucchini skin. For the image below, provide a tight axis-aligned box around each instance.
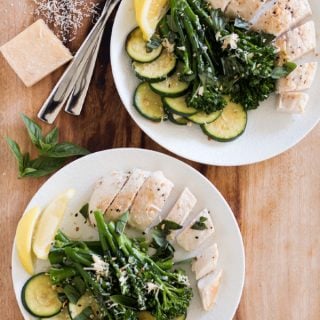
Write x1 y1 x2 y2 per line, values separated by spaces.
134 65 177 83
163 96 197 116
167 112 189 125
21 272 62 318
201 125 246 142
188 110 222 125
201 103 247 142
132 51 177 83
150 84 189 97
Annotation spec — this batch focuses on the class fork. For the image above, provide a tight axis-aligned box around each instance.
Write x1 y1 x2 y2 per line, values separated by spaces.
64 0 120 116
37 0 120 124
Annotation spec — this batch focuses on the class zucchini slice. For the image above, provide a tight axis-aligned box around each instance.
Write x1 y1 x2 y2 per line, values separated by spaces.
42 308 71 319
134 82 165 122
163 96 197 116
21 273 62 318
126 28 162 63
201 99 247 142
68 293 100 320
188 110 222 124
150 69 189 97
167 112 189 125
133 50 176 82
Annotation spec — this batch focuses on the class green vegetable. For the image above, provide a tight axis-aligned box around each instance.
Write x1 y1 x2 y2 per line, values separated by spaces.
6 114 89 178
191 216 208 230
79 203 89 220
38 211 192 320
154 0 296 114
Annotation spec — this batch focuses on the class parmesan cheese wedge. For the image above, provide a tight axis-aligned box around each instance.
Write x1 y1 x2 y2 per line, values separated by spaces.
0 19 72 87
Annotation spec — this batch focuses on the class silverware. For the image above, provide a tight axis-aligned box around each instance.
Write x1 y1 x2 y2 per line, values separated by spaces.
64 0 120 116
37 0 117 124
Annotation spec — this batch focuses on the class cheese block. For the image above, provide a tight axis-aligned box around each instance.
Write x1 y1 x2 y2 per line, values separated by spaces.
0 19 72 87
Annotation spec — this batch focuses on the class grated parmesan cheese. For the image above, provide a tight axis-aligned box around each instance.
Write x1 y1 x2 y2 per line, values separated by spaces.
32 0 100 43
221 33 239 50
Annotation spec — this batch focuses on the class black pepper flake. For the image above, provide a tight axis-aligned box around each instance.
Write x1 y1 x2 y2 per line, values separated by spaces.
76 227 80 232
75 213 78 217
195 236 199 239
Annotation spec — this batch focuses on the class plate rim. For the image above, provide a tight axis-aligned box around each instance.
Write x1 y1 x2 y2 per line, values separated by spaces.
11 147 245 320
110 0 320 166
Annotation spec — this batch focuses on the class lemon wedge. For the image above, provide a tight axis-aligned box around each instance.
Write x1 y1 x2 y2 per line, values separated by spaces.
134 0 169 40
16 206 42 274
33 189 75 260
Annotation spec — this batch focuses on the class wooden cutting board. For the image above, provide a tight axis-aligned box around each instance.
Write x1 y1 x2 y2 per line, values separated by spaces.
0 1 319 319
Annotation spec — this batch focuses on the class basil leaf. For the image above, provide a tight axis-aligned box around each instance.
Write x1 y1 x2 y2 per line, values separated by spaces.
147 35 162 52
6 137 23 168
110 295 138 309
42 142 90 158
162 220 183 231
73 276 86 296
234 17 250 30
152 229 167 248
21 114 43 147
44 127 59 145
191 216 208 230
21 157 66 177
271 62 297 79
116 211 129 234
79 203 89 219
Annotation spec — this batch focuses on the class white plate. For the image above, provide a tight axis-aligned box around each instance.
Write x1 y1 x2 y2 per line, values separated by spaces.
12 148 244 320
110 0 320 166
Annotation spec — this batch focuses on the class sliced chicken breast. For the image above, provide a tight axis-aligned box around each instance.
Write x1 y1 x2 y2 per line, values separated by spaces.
277 62 318 93
165 187 197 240
105 169 150 221
275 21 316 61
277 92 309 114
129 171 174 231
88 171 129 225
226 0 268 21
176 209 215 252
198 270 223 311
253 0 312 36
206 0 231 11
192 243 219 280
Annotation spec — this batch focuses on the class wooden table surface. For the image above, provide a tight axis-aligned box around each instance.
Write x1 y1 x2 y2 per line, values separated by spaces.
1 2 320 319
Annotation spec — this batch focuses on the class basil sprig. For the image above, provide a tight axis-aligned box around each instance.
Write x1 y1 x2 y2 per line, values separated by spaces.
6 114 90 178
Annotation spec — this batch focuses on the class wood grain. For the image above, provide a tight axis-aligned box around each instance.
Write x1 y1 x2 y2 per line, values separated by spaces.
1 2 320 319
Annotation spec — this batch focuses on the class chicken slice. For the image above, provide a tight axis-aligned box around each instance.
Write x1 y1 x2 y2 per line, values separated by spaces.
192 243 219 280
176 209 215 252
206 0 231 11
197 270 223 311
165 187 197 240
88 171 129 225
226 0 268 21
277 62 318 94
277 92 309 114
105 169 150 221
129 171 174 231
275 21 316 61
253 0 312 36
